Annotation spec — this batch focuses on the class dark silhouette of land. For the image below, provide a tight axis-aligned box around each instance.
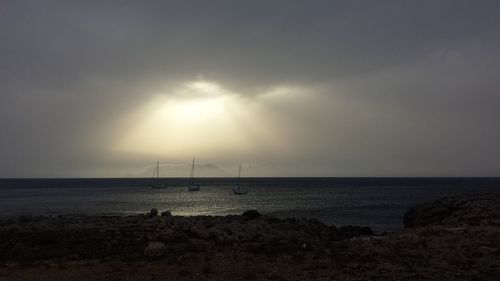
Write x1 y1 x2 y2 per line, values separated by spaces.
1 194 500 280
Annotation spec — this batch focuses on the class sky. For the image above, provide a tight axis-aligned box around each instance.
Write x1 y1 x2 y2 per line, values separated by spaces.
1 0 500 177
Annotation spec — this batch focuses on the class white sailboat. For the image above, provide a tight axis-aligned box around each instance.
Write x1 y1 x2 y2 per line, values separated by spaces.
232 165 248 195
187 157 200 191
150 161 167 188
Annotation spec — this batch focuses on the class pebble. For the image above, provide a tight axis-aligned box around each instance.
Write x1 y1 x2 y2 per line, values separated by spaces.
144 242 166 258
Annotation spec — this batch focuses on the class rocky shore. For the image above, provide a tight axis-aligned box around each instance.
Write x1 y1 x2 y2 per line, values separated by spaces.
1 194 500 280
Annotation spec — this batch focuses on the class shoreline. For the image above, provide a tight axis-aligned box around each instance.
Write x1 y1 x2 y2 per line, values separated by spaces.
0 211 404 233
1 193 500 280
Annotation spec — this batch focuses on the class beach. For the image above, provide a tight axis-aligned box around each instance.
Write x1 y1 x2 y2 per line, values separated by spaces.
1 194 500 280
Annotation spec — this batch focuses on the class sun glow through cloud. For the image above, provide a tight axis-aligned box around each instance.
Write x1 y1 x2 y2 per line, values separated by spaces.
115 80 283 159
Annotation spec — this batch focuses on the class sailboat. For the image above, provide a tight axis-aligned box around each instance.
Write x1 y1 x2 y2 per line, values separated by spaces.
150 161 167 188
187 157 200 191
232 165 248 195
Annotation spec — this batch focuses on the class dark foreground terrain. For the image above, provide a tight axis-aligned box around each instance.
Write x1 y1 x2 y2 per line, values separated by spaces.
1 194 500 280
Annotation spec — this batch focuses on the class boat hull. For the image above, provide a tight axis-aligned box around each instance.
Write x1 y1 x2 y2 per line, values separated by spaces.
232 187 248 195
151 185 168 189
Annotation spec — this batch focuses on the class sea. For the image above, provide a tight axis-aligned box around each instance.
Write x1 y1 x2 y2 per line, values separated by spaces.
1 177 499 232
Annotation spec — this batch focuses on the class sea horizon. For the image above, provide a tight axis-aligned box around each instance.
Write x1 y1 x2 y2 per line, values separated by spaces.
2 177 500 232
2 176 500 179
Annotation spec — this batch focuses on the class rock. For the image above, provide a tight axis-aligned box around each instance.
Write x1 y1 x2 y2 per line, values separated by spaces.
161 210 171 217
18 215 32 223
403 194 500 228
242 210 261 220
403 207 417 228
208 226 225 241
148 208 158 217
304 218 328 234
338 225 374 238
358 226 374 235
403 198 459 228
189 225 210 240
144 242 166 258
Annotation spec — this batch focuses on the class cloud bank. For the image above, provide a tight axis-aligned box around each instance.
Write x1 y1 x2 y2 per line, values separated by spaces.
1 1 499 177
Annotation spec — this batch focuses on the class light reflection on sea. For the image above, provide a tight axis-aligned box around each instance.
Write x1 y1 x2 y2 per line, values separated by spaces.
1 178 499 232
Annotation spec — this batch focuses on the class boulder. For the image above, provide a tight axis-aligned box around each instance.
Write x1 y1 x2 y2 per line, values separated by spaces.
148 208 158 217
401 195 500 228
189 225 210 240
242 210 261 220
144 242 166 258
403 198 458 228
161 210 171 217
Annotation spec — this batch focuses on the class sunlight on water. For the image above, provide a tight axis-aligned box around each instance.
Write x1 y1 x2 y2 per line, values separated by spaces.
1 178 499 232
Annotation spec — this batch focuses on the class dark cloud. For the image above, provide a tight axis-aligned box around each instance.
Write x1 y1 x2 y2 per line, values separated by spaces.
1 1 499 177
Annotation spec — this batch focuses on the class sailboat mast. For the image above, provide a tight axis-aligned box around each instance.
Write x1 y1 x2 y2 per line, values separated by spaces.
152 162 157 179
157 161 160 179
190 157 195 184
238 164 241 191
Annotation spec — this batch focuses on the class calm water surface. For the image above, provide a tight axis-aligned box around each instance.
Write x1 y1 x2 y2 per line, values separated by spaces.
1 178 499 231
